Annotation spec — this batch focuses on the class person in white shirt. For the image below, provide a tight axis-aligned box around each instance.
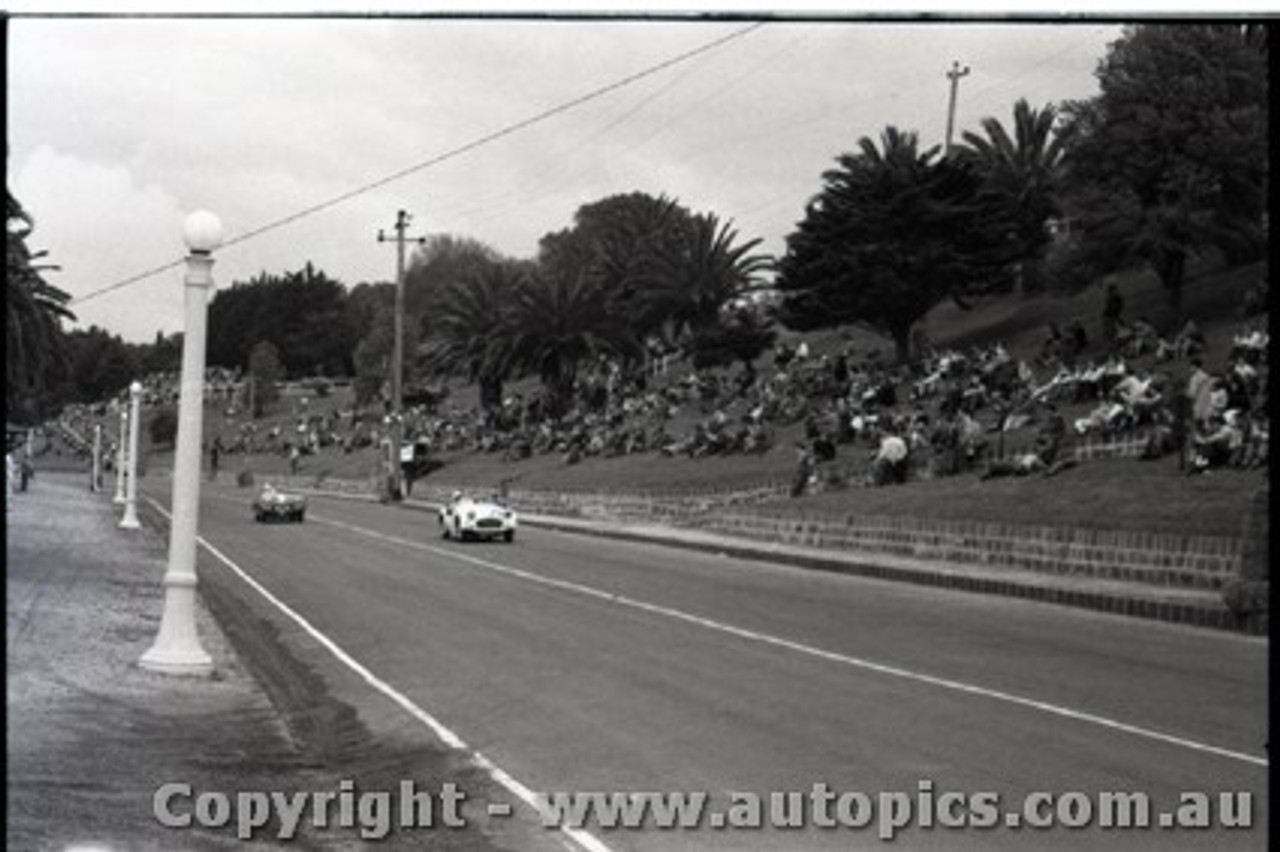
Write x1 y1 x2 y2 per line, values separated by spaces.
5 450 15 501
870 429 909 486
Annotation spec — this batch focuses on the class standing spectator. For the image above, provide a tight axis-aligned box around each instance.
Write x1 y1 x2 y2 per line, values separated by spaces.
289 444 301 476
209 437 221 482
790 442 815 498
1186 357 1214 428
19 450 33 492
1102 283 1124 347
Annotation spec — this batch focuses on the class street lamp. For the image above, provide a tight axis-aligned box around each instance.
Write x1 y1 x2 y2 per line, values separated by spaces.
119 380 144 529
140 210 221 676
92 423 102 492
113 406 128 504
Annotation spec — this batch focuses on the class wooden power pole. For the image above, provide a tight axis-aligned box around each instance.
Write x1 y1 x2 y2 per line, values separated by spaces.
377 209 426 500
944 60 971 156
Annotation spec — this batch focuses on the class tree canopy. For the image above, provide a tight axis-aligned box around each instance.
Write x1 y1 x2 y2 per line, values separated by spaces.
958 98 1067 293
775 126 1017 362
207 262 356 378
1059 24 1269 314
7 188 74 419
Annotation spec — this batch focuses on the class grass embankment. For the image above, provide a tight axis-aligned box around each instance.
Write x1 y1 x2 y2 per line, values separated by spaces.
129 260 1264 538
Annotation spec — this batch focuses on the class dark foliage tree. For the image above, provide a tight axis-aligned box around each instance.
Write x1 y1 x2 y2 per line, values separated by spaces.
351 302 425 410
958 98 1067 294
538 191 697 342
420 258 527 412
207 262 355 378
246 339 284 418
638 212 774 340
1059 24 1269 315
688 304 777 377
776 126 1018 362
403 234 502 323
505 269 643 419
55 326 140 405
7 188 74 419
137 330 183 376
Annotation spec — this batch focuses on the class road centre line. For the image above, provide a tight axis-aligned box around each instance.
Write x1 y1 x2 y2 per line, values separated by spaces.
311 512 1268 771
141 496 615 852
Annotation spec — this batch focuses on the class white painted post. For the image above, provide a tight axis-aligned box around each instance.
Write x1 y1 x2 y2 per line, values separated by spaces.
114 406 128 504
92 423 102 492
141 210 221 676
119 381 144 529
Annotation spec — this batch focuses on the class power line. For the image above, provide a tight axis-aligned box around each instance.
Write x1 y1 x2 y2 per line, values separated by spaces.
70 21 765 307
454 25 803 229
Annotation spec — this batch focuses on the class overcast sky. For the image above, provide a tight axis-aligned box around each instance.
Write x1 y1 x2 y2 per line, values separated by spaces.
8 13 1129 342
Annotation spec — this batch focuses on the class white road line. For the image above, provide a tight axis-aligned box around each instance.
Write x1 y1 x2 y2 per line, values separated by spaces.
313 513 1270 771
141 496 615 852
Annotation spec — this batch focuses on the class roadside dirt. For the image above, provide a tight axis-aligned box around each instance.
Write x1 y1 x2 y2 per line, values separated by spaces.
6 473 557 851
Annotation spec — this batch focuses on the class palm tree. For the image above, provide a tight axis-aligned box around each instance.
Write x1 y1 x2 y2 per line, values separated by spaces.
959 99 1066 292
637 212 773 340
420 259 525 411
776 125 1016 363
505 269 642 420
7 189 74 411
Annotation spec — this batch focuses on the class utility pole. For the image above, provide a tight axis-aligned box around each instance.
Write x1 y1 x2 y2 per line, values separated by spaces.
944 60 971 157
377 209 426 501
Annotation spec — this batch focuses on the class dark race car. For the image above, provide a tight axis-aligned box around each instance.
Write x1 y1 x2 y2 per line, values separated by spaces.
252 484 307 523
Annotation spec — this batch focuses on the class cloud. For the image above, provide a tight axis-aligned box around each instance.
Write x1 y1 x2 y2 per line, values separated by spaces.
9 17 1123 345
13 146 190 342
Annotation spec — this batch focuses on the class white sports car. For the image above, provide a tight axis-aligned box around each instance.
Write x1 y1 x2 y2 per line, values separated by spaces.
439 494 517 542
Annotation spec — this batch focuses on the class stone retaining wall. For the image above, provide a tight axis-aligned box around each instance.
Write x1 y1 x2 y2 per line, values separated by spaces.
278 475 1241 592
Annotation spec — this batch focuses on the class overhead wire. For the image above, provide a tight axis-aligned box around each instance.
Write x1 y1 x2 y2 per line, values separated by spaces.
69 21 766 307
454 24 811 232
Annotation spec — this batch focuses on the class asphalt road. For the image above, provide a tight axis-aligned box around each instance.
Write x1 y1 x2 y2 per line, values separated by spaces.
140 480 1268 851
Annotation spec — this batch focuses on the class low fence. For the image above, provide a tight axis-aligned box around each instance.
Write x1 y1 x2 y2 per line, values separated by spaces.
687 511 1239 591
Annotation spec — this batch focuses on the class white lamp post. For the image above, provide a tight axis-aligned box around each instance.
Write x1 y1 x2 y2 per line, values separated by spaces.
140 210 221 676
119 380 144 529
92 423 102 492
113 406 127 504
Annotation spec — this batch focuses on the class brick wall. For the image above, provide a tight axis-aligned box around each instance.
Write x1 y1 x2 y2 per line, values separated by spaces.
296 477 1242 591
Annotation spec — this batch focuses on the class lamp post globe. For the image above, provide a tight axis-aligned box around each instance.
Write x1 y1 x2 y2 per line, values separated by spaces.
183 210 224 254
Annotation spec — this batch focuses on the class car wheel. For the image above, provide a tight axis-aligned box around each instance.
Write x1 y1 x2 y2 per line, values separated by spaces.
295 510 305 523
503 530 515 543
254 511 263 523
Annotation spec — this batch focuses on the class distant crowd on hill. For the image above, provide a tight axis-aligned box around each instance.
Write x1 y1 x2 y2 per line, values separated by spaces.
56 308 1268 498
386 309 1268 495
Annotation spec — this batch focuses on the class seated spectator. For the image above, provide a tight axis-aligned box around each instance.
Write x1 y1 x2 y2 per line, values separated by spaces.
980 451 1046 480
1188 413 1245 474
1112 371 1165 425
812 435 837 463
1238 412 1269 469
869 428 909 486
1138 409 1180 461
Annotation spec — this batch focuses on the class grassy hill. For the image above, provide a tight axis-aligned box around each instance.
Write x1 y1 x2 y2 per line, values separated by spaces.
116 258 1265 538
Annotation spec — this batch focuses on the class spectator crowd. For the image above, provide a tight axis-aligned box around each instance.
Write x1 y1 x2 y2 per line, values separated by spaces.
55 284 1269 498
